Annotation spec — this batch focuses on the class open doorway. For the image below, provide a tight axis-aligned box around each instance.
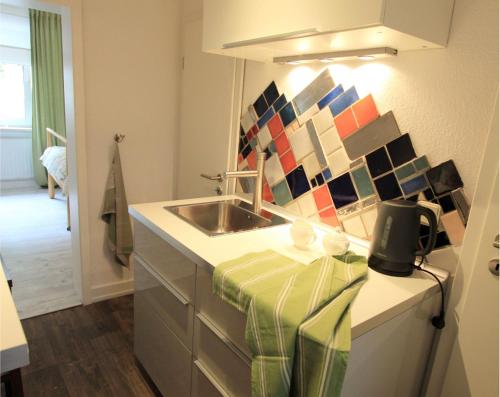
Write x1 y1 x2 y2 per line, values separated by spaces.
0 1 82 318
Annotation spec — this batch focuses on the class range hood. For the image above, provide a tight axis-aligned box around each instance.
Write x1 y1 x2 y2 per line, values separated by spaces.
203 0 455 63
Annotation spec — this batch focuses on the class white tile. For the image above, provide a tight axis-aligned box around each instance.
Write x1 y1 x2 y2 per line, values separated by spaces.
297 193 317 217
418 200 442 224
257 125 272 149
319 125 342 155
302 153 321 178
308 213 321 223
241 110 255 132
297 104 319 125
289 124 314 161
342 215 367 239
284 201 301 216
264 154 285 186
327 148 350 176
238 158 248 170
361 206 378 237
312 106 334 135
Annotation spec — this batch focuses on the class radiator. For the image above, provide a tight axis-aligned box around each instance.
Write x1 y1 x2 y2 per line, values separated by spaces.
0 129 34 181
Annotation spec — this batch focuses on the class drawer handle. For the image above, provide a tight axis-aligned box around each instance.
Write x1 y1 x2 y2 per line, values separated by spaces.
194 360 231 397
134 254 190 306
196 313 251 366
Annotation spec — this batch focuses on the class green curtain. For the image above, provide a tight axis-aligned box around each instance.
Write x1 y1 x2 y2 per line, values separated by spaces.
30 9 66 186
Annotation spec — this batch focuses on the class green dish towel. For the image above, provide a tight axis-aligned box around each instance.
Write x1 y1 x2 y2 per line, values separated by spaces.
213 249 368 397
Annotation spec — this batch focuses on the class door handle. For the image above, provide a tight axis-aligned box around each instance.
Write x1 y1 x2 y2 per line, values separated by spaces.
488 259 499 276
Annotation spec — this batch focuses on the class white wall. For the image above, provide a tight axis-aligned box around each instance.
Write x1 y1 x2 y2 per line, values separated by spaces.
240 0 498 201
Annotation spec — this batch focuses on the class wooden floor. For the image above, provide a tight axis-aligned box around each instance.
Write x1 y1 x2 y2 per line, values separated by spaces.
0 187 80 319
20 295 160 397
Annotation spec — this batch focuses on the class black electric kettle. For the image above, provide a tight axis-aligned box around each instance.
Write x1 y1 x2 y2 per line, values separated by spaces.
368 200 438 277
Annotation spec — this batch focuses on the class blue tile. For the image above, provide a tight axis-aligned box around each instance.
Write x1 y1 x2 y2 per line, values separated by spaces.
386 133 416 168
329 87 359 117
317 85 344 109
366 147 392 178
264 81 279 106
257 107 275 129
279 102 296 127
285 165 310 199
241 144 252 159
253 94 268 118
273 94 287 112
400 174 428 196
328 173 359 209
268 141 277 153
426 160 463 195
322 167 332 181
374 173 402 201
315 172 325 186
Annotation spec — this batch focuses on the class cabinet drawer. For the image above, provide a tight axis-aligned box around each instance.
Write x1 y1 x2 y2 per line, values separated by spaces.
192 360 230 397
194 314 251 397
134 295 192 397
133 254 194 350
134 220 195 302
196 264 251 358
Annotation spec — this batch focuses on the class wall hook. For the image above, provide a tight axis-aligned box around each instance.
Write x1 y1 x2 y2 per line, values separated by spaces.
114 133 125 143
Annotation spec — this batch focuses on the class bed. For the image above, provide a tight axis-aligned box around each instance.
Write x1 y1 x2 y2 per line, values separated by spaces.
40 127 70 230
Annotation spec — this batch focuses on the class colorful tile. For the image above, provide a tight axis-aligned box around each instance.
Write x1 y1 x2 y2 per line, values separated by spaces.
352 166 375 198
317 85 344 110
366 147 392 178
268 114 284 138
386 133 416 167
264 81 279 106
264 154 284 186
438 194 456 213
374 172 402 200
440 210 465 245
450 188 470 225
279 150 297 174
253 94 268 118
313 185 333 211
249 137 257 149
302 152 321 179
328 148 350 177
285 165 310 199
319 206 340 227
273 94 287 112
297 193 317 217
289 124 314 161
262 182 274 202
400 174 428 196
292 69 335 115
434 231 451 248
279 102 297 127
257 107 275 129
241 144 252 159
414 155 431 171
426 160 463 195
241 110 255 132
329 86 359 117
328 173 359 209
268 140 277 154
352 95 379 128
394 163 416 181
247 150 257 170
323 167 332 181
319 125 342 155
315 173 325 186
310 178 318 188
274 132 290 155
334 107 358 139
257 125 272 149
342 111 401 161
271 179 292 206
305 120 328 168
312 106 334 135
297 104 319 126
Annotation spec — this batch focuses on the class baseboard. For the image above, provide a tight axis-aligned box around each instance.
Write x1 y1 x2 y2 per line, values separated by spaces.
91 279 134 303
0 179 38 191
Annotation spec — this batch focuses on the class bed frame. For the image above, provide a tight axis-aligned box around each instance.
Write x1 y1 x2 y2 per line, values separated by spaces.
45 128 70 231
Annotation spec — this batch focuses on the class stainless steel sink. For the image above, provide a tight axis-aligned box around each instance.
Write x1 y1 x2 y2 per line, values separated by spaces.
164 199 290 236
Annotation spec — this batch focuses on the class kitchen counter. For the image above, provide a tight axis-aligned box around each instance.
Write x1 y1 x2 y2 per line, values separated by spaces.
129 194 448 339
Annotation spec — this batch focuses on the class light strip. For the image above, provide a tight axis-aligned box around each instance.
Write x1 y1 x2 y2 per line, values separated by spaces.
273 47 398 64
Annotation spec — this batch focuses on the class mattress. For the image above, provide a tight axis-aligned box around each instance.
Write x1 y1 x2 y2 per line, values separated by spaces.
40 146 67 194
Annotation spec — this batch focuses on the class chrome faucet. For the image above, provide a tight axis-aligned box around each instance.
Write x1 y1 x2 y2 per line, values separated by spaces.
201 151 266 214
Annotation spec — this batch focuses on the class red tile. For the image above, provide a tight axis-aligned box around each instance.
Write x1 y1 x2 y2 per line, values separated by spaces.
274 132 290 156
313 185 333 211
352 95 379 128
268 114 284 138
263 182 274 202
251 124 259 135
334 107 358 139
279 150 297 174
245 129 254 141
238 154 243 164
247 150 257 170
319 206 340 227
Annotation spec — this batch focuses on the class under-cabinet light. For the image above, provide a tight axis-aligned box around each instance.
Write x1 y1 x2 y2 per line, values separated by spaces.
274 47 397 65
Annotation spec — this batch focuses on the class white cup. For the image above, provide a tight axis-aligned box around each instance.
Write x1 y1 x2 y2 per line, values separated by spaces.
290 220 316 250
323 231 350 255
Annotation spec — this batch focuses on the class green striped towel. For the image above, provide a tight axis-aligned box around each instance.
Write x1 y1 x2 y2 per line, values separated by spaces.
213 249 368 397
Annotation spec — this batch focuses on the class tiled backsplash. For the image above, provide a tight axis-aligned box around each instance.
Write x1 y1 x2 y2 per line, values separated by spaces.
237 68 468 249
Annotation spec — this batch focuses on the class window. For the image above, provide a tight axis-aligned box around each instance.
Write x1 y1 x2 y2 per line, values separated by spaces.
0 62 32 127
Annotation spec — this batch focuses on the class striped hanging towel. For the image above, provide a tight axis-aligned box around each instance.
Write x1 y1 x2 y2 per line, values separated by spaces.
213 249 368 397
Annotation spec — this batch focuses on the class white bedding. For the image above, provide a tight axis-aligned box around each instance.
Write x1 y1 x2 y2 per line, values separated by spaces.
40 146 67 194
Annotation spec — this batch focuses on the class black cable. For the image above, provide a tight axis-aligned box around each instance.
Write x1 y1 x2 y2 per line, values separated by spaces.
414 256 446 329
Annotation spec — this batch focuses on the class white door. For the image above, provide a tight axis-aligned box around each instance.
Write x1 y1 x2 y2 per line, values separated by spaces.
176 17 242 199
440 97 499 397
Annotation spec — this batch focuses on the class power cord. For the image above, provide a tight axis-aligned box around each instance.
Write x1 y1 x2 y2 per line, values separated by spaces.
414 256 446 329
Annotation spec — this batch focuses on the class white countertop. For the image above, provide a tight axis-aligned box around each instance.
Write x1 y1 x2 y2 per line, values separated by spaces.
0 256 29 373
129 194 448 338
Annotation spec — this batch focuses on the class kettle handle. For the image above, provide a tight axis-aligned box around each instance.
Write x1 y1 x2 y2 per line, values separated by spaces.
415 206 438 257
